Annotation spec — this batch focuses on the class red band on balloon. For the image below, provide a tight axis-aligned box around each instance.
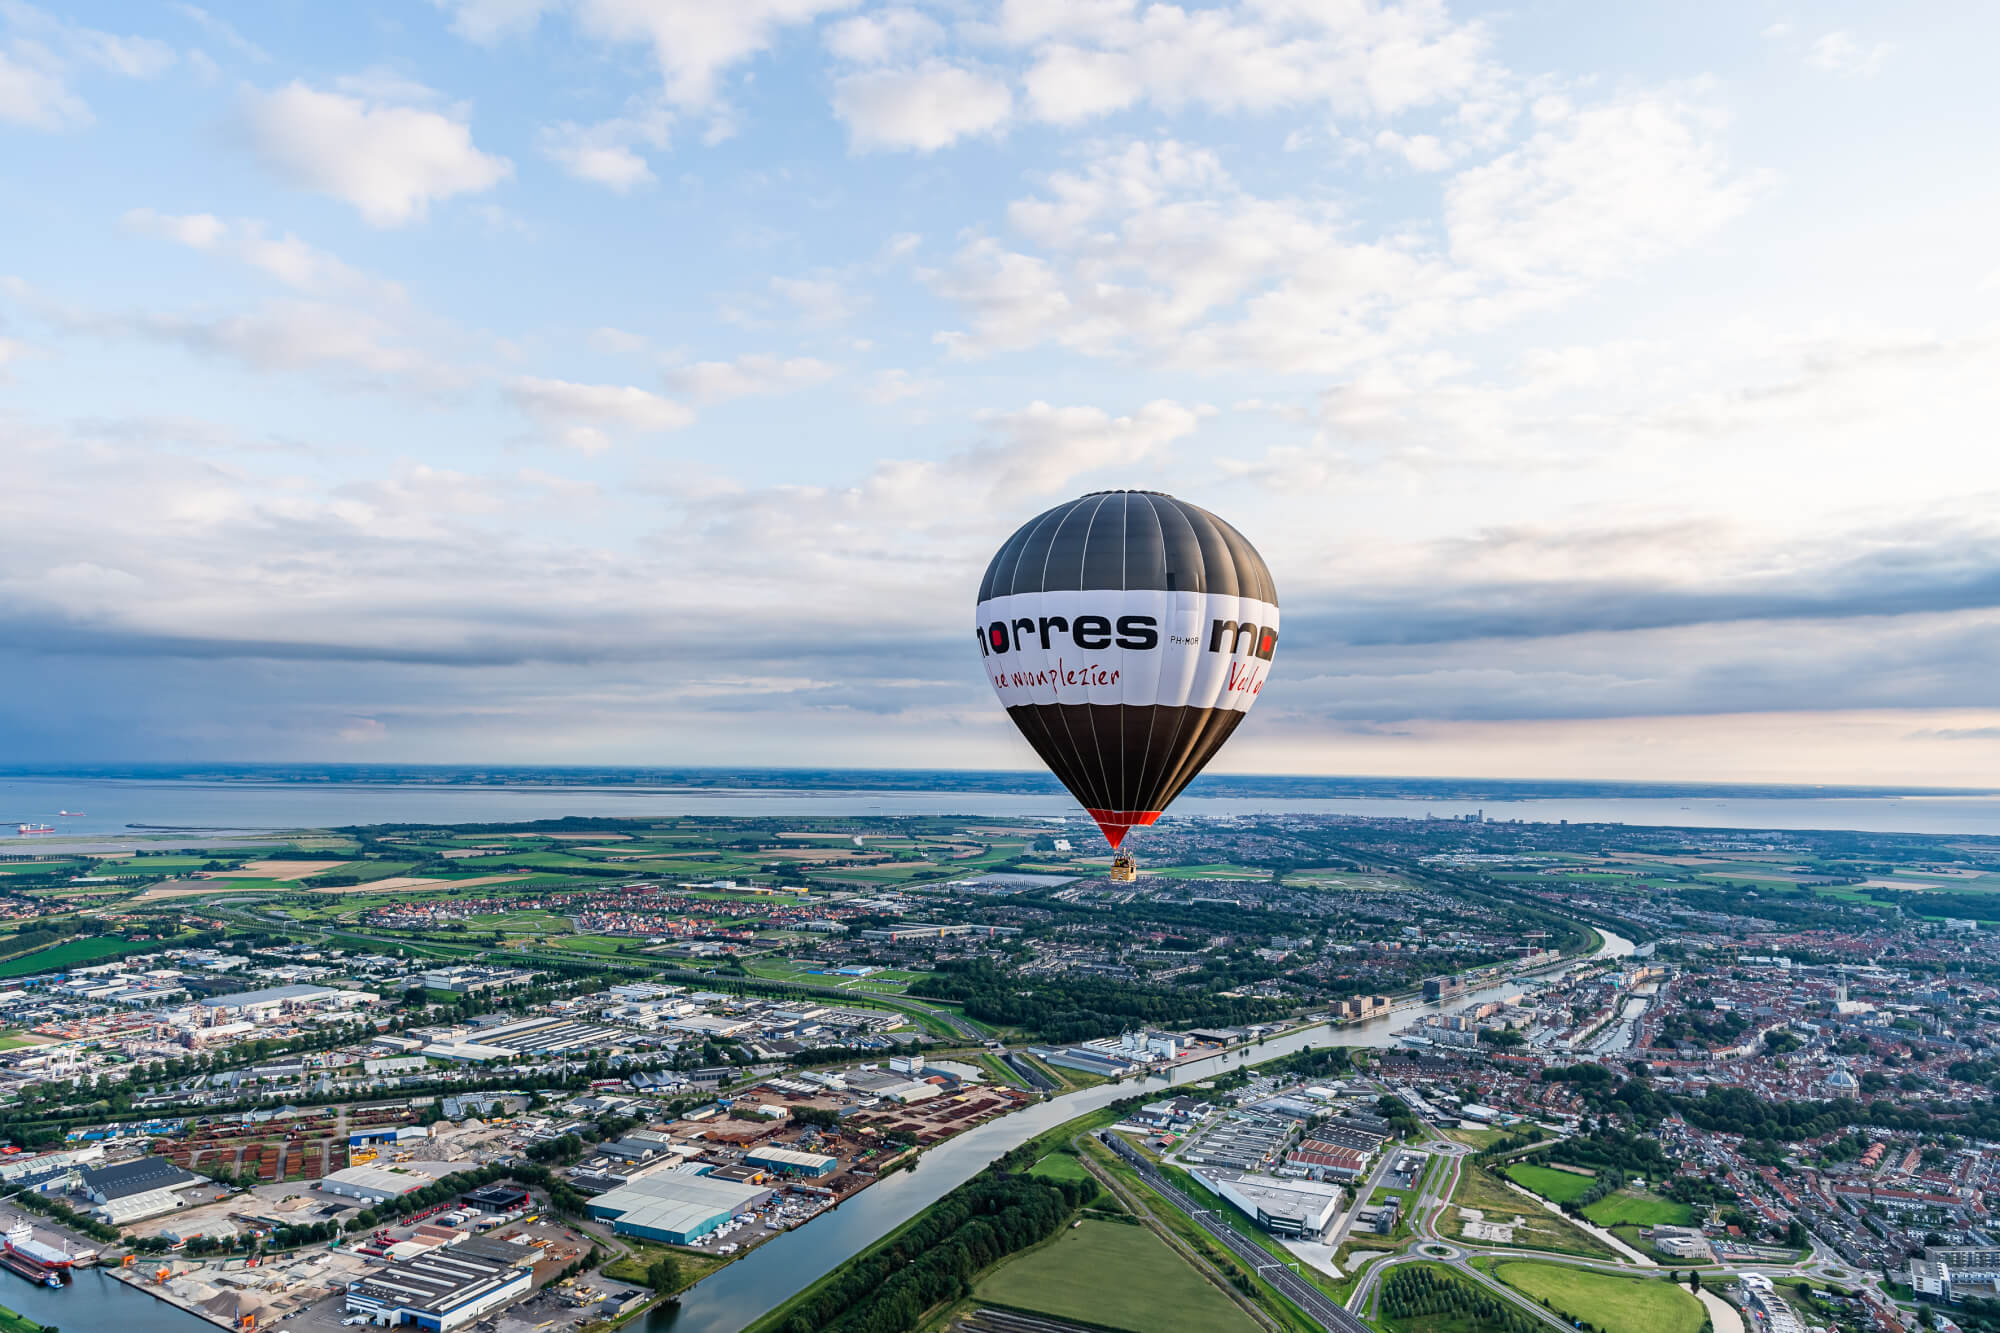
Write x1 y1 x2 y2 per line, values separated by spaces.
1085 808 1163 849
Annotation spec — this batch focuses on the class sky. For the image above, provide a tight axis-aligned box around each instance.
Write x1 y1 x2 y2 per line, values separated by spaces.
3 0 1998 786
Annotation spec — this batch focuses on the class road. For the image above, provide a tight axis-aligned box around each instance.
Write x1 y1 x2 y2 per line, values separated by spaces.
1098 1130 1372 1333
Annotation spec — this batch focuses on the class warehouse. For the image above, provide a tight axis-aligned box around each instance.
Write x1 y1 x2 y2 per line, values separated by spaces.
320 1165 430 1203
585 1171 771 1244
198 984 379 1019
81 1156 205 1224
742 1147 837 1178
345 1239 531 1331
1189 1168 1342 1239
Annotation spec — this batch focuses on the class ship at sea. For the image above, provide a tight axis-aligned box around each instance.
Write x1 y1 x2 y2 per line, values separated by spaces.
14 825 53 836
2 1221 75 1286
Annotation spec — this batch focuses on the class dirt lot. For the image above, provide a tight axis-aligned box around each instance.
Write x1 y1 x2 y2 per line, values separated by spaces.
307 874 528 893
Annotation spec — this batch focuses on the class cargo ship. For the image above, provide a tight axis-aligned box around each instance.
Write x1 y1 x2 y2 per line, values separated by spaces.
14 825 53 836
2 1221 73 1286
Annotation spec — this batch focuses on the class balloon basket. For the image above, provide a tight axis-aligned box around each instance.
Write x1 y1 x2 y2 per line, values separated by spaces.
1108 855 1138 883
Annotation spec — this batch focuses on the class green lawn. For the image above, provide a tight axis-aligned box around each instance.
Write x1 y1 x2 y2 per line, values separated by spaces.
1492 1261 1704 1333
1583 1191 1693 1228
0 1301 48 1333
1027 1151 1092 1184
1504 1163 1597 1203
973 1219 1258 1333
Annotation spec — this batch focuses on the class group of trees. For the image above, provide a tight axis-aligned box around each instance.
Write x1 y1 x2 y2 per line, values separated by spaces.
912 959 1288 1043
10 1188 122 1243
1380 1265 1543 1332
776 1166 1096 1333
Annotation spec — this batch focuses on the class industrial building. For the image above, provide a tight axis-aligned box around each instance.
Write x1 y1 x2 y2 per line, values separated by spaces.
79 1156 204 1224
585 1171 771 1244
320 1165 431 1203
857 924 1022 942
461 1185 530 1213
743 1147 837 1178
1188 1168 1342 1238
345 1239 532 1331
197 984 379 1019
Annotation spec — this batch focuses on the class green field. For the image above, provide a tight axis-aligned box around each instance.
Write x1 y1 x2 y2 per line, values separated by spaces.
973 1219 1258 1333
1583 1191 1694 1228
1492 1261 1704 1333
0 937 161 977
1027 1151 1092 1185
1504 1163 1597 1203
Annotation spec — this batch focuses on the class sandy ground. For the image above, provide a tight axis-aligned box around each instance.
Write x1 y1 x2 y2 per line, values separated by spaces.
213 860 351 880
137 883 279 901
307 873 528 893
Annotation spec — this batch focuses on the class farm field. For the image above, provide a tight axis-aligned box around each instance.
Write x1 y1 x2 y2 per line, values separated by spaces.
1491 1260 1705 1333
971 1218 1258 1333
0 937 164 977
1504 1163 1598 1203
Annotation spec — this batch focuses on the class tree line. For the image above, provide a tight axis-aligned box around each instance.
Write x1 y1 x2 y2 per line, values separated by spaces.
774 1156 1097 1333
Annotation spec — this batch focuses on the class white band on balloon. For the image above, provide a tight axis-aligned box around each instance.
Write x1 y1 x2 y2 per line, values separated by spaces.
974 590 1279 713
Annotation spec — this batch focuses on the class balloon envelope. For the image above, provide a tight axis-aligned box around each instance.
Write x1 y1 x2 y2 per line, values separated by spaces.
975 490 1279 848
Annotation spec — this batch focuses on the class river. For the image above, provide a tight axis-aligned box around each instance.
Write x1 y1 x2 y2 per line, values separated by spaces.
10 771 2000 838
648 929 1636 1333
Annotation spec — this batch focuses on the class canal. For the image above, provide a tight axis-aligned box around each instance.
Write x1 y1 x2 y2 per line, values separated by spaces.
651 928 1635 1332
0 1265 212 1333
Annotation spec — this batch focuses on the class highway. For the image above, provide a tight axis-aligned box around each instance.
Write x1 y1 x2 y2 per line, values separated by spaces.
1098 1131 1372 1333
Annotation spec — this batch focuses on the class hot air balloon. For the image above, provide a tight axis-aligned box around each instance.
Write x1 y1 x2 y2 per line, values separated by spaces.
975 490 1278 880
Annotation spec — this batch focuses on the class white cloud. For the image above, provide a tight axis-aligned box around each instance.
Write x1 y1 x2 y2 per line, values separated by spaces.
664 354 834 404
505 375 694 452
537 105 672 190
124 302 459 390
0 47 80 128
861 367 928 404
770 274 859 326
928 94 1757 373
833 60 1013 152
242 81 513 226
170 4 269 62
567 0 858 110
432 0 554 43
1445 92 1759 285
122 209 403 302
1807 31 1890 78
1373 128 1452 171
0 2 175 130
1000 0 1496 127
825 8 942 64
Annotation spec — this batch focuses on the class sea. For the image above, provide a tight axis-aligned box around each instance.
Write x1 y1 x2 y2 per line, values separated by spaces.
5 766 2000 841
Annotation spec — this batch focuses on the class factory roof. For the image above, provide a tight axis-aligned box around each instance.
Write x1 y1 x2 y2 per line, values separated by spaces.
589 1171 767 1236
348 1239 529 1314
198 983 344 1008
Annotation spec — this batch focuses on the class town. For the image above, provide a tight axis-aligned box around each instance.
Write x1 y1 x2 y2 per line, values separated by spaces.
0 810 1994 1333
